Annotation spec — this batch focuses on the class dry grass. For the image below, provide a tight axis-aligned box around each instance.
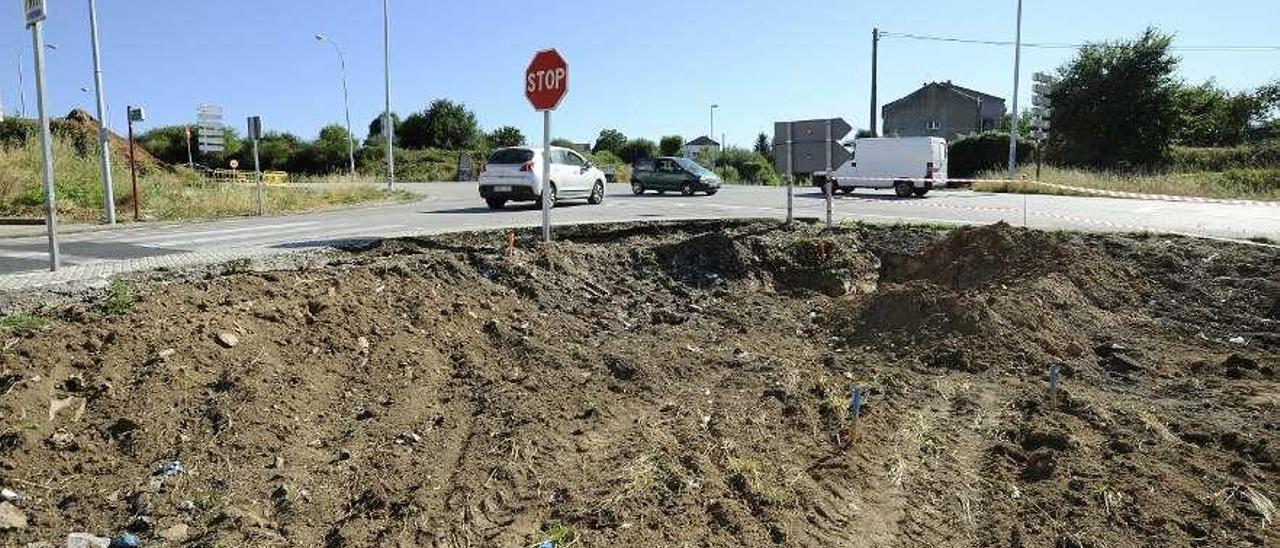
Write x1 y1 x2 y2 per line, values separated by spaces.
972 166 1280 201
0 140 415 222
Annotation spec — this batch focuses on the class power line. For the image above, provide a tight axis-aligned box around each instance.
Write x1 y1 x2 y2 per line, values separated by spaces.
879 31 1280 52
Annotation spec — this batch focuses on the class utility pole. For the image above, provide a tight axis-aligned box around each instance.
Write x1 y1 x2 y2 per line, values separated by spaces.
88 0 116 225
382 0 395 189
1007 0 1024 181
870 28 880 137
710 104 718 168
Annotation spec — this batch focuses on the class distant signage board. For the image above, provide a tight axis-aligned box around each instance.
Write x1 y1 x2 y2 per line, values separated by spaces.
197 104 225 153
24 0 46 26
773 118 853 174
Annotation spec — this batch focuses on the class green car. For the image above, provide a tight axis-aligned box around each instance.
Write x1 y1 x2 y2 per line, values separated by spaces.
631 157 721 196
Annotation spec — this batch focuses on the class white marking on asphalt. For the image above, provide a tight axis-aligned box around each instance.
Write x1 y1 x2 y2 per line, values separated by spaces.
122 221 323 244
139 223 336 248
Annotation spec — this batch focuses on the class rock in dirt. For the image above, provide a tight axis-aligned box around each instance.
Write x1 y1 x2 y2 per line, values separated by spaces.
215 332 240 348
65 533 110 548
157 523 190 542
155 348 176 361
0 501 27 530
1022 449 1059 481
1104 353 1143 375
46 431 77 451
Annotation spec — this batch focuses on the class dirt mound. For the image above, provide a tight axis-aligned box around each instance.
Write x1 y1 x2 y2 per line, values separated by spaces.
58 109 166 173
0 220 1277 547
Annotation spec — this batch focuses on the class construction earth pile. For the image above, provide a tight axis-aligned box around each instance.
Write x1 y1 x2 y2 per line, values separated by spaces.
0 220 1276 547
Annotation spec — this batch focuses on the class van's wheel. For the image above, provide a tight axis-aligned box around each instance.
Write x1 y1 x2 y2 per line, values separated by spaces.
535 184 557 209
485 198 506 210
681 183 694 196
894 181 914 198
631 182 645 195
912 188 930 197
589 181 605 204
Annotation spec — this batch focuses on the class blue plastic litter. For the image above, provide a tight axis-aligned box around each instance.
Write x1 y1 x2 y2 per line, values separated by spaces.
108 532 141 548
539 541 554 548
849 387 865 419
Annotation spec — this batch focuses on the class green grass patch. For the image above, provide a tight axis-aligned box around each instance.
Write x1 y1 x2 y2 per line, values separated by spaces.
726 457 801 508
0 313 47 333
96 279 136 316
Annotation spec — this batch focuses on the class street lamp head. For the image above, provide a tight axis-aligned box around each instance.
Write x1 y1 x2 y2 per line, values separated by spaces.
45 44 57 51
314 34 326 42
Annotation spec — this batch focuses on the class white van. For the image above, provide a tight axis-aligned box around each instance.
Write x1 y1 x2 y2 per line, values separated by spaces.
814 137 948 198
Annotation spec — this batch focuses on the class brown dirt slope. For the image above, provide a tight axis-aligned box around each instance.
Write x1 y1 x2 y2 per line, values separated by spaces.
0 220 1276 547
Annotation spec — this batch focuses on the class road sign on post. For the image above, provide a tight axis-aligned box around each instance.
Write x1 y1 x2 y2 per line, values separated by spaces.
26 0 58 270
25 0 46 26
248 116 263 215
126 106 146 222
197 104 225 154
525 49 568 243
772 118 852 174
1031 72 1056 180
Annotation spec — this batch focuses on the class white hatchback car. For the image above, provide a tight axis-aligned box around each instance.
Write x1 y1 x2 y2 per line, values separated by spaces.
478 146 607 209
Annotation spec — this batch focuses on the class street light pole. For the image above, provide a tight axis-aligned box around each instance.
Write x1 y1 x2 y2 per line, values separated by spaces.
29 17 60 271
314 34 357 177
382 0 396 189
16 53 27 117
88 0 117 224
710 104 718 168
1007 0 1024 181
871 28 880 137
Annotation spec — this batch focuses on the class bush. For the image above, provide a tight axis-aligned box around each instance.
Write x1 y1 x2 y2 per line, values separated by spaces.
0 118 36 148
618 138 656 164
949 132 1033 179
1169 143 1280 172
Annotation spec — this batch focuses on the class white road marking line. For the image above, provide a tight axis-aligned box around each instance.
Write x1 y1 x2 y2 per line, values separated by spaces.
117 221 323 244
139 223 334 247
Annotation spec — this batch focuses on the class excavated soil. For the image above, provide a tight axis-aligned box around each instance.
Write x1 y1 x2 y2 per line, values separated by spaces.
0 219 1277 547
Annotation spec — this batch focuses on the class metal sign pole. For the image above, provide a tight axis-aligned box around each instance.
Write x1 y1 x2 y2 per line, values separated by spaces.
185 126 193 169
126 109 139 222
87 0 115 225
542 110 552 242
382 0 395 190
824 119 833 229
30 17 60 271
253 137 263 216
786 121 794 224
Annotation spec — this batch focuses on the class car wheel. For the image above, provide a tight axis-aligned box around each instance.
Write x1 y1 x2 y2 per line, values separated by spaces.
485 198 506 210
840 187 853 195
894 181 914 198
589 181 605 204
535 183 557 209
631 182 645 195
681 183 694 196
912 188 930 197
705 189 718 196
658 190 666 195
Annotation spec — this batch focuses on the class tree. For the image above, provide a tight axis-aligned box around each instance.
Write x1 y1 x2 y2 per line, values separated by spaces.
659 135 684 156
753 133 771 156
254 132 304 172
551 138 577 148
1174 81 1276 147
366 112 401 146
136 125 190 165
488 126 526 148
617 138 656 163
398 99 480 150
592 129 627 155
1047 27 1180 170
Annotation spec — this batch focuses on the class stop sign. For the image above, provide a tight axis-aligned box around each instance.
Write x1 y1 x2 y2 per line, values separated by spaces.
525 49 568 111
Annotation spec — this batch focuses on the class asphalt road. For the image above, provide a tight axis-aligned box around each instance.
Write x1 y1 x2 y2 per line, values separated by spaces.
0 183 1276 278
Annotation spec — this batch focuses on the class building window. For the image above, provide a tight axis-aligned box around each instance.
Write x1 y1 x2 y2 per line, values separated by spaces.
926 120 941 131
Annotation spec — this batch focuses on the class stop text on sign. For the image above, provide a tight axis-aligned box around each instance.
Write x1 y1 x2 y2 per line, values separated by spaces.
525 49 568 111
527 67 566 95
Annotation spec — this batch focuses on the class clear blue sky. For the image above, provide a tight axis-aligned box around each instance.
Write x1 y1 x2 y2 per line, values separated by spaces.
2 0 1276 148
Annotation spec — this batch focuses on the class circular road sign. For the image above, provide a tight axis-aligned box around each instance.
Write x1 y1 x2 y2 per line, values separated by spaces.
525 49 568 111
229 159 240 169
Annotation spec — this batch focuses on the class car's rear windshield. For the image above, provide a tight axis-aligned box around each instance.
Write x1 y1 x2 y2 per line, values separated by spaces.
487 149 534 164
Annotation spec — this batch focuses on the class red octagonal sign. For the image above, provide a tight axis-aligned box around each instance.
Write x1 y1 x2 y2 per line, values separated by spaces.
525 49 568 111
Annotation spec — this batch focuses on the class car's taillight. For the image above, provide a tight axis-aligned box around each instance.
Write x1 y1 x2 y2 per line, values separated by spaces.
520 161 534 172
